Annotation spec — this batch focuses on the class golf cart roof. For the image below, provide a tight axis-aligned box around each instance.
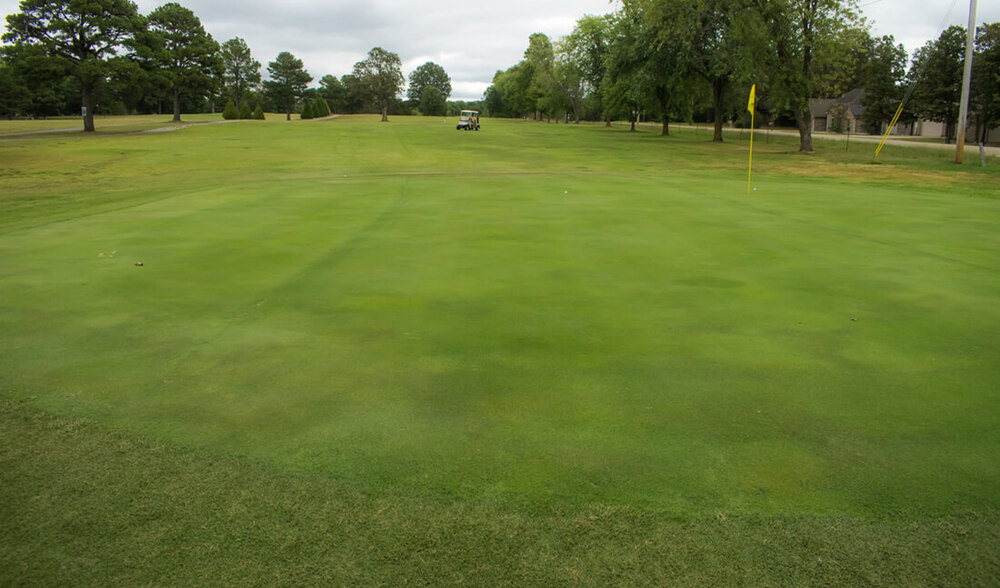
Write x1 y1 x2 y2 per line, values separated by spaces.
460 110 479 115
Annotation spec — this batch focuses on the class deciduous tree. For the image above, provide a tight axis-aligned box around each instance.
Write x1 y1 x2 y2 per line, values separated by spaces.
353 47 404 122
909 25 965 143
419 84 446 116
407 62 451 102
748 0 862 152
860 35 907 135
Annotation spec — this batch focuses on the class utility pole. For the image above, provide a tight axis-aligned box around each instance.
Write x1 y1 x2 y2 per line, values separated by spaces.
955 0 978 164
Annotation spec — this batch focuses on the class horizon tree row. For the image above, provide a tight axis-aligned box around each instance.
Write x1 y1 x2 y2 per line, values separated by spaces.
484 0 1000 151
0 0 464 129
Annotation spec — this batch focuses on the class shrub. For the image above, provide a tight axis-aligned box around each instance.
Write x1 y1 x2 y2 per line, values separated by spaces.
301 101 314 120
238 102 252 119
313 98 331 118
222 99 238 120
253 104 265 120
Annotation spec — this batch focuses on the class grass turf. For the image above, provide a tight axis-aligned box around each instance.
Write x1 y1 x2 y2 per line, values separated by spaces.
2 114 999 583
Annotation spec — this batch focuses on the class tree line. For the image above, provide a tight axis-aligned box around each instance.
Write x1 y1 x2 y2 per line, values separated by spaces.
0 0 470 130
483 0 1000 150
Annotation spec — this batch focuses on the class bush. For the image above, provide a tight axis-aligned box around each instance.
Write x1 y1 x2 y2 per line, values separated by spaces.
238 102 252 119
222 99 238 120
301 101 314 120
313 98 331 118
253 104 265 120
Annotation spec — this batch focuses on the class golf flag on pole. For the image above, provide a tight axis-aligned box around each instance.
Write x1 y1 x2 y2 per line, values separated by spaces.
747 84 756 195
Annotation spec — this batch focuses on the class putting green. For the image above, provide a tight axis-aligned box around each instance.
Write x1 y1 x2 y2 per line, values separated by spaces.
2 115 999 583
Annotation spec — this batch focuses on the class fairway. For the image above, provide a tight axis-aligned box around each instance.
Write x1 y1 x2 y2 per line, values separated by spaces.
2 116 999 584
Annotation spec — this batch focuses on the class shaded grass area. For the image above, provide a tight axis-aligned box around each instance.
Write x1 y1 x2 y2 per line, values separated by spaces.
3 400 997 585
2 116 1000 582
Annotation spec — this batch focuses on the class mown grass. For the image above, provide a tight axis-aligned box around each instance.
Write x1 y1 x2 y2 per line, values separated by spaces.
2 115 999 584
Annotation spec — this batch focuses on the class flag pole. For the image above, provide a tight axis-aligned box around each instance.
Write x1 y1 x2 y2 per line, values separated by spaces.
747 85 756 194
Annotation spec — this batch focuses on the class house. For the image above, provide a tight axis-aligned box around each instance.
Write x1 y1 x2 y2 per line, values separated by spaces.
810 88 866 133
810 88 998 143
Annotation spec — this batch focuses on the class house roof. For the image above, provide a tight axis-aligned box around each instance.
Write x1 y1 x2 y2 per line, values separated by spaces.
809 88 867 118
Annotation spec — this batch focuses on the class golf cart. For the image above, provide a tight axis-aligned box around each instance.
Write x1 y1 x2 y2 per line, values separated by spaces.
457 110 480 131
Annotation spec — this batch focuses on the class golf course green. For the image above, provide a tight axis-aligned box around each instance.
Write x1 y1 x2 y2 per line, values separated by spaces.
2 115 998 584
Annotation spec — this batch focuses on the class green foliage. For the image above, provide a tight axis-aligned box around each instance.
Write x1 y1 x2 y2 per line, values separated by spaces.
909 25 966 143
418 85 446 116
222 98 238 119
300 100 314 119
252 103 264 120
972 23 1000 140
407 62 451 102
0 62 33 117
747 0 863 151
861 35 908 135
220 37 261 111
238 101 252 119
2 0 144 130
137 2 221 123
319 74 346 113
264 51 312 120
353 47 404 121
312 97 331 117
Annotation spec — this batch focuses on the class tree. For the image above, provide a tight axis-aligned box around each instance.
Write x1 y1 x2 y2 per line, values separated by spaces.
559 15 611 123
811 25 870 98
238 101 252 119
860 35 907 135
138 3 220 123
222 98 238 119
524 33 557 120
909 26 966 143
419 84 446 116
972 23 1000 143
3 0 143 131
220 37 261 111
661 0 751 142
313 97 331 117
353 47 404 122
252 103 264 120
339 74 367 114
749 0 862 152
319 74 347 113
264 51 312 121
407 62 451 102
0 62 33 118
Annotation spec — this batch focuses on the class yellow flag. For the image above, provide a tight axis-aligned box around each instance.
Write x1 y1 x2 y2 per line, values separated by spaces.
747 84 756 113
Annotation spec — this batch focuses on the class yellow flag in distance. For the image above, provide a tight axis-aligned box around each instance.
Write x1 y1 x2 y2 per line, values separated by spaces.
747 84 756 113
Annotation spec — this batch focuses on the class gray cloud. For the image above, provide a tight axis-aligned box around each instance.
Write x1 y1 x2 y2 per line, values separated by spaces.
3 0 998 100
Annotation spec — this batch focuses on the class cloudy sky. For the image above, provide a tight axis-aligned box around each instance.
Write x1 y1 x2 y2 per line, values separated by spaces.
2 0 998 100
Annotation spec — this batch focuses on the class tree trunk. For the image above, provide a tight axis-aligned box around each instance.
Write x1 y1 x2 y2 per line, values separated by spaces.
286 108 291 121
381 103 388 122
795 102 813 153
657 87 669 136
605 117 611 127
712 78 726 142
81 82 95 132
172 87 182 122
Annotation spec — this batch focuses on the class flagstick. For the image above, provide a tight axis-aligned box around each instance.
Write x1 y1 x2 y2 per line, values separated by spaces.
747 86 756 195
747 118 754 194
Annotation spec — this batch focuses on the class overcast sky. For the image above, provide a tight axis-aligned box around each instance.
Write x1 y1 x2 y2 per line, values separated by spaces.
2 0 998 100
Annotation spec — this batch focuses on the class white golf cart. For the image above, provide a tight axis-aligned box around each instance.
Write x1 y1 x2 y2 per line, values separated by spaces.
456 110 480 131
